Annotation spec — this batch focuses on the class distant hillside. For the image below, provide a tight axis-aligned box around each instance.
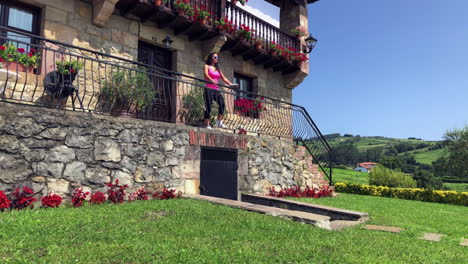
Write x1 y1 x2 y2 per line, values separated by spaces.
325 134 445 167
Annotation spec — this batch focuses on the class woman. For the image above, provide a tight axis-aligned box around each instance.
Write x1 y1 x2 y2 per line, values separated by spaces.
203 52 235 129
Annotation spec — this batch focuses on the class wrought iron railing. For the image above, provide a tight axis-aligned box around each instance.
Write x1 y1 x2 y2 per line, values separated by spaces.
0 26 332 184
224 2 300 52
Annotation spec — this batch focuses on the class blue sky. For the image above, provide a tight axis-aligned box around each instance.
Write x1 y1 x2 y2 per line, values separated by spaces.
250 0 468 140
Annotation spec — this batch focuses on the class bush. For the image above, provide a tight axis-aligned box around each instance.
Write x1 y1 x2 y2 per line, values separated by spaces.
129 188 151 202
152 189 181 200
10 187 37 210
0 191 11 211
106 179 128 204
369 165 416 188
268 186 334 198
90 191 106 205
72 188 89 208
41 193 63 208
334 183 468 206
182 81 220 126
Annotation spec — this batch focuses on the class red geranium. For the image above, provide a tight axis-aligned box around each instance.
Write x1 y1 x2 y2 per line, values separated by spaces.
17 48 25 53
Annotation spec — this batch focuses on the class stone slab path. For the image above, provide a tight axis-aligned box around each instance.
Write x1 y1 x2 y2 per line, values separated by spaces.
459 238 468 247
420 233 445 242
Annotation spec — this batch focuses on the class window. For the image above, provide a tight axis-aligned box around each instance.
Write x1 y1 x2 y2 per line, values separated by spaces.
233 73 254 100
0 0 40 49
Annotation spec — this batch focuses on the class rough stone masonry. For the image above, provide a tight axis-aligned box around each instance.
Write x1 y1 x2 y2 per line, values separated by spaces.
0 102 324 200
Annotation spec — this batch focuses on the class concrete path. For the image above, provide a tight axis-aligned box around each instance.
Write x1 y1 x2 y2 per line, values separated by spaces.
184 194 367 230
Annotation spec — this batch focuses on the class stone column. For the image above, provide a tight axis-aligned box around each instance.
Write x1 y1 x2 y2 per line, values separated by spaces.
280 0 310 89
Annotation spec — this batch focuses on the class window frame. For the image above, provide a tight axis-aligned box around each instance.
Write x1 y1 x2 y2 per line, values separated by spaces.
0 0 41 39
233 73 254 100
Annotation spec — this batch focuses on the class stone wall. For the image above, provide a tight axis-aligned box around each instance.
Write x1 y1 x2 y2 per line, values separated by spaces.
0 102 325 199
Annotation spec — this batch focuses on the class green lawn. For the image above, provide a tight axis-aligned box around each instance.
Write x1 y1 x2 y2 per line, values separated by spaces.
413 148 444 165
333 168 369 185
1 196 466 263
444 182 468 192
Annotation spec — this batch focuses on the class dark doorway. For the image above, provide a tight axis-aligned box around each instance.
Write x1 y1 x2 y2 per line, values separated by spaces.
138 41 174 122
200 147 238 200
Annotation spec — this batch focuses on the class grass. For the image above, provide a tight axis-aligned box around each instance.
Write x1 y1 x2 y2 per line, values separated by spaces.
1 196 467 263
332 168 369 185
413 148 445 165
444 183 468 192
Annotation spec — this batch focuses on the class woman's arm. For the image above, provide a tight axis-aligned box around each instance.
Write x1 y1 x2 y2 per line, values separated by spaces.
219 70 233 86
204 65 217 84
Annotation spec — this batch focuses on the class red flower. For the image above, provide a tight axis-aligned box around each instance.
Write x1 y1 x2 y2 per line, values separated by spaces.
70 68 75 73
30 48 36 53
28 52 33 57
0 45 5 51
17 48 25 53
0 58 3 62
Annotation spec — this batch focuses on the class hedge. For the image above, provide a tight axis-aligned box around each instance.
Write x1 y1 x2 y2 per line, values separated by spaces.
334 183 468 206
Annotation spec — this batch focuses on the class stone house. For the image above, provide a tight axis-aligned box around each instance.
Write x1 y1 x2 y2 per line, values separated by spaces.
0 0 332 200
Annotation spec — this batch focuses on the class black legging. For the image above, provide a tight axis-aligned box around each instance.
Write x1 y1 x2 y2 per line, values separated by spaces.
204 88 225 119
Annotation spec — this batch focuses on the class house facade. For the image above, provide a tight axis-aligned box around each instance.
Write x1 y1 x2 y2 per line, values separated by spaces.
0 0 332 200
354 162 378 173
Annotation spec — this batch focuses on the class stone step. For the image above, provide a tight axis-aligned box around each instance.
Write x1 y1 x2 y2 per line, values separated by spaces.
241 193 369 222
184 194 332 229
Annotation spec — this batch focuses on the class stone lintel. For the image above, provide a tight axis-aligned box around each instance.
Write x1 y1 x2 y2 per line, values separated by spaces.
92 0 119 28
202 35 227 59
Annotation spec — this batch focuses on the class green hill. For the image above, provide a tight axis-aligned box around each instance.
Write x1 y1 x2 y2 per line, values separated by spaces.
326 134 445 168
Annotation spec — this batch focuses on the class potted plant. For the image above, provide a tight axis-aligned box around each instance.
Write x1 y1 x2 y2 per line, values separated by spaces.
230 0 248 6
253 38 264 50
173 0 193 16
0 43 40 73
214 17 235 34
291 52 308 66
236 24 255 41
268 41 280 56
234 96 266 118
100 69 155 117
192 5 211 24
154 0 168 7
55 59 83 86
290 26 308 38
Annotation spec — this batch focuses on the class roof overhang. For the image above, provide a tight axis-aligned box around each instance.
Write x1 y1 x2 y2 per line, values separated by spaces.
264 0 320 8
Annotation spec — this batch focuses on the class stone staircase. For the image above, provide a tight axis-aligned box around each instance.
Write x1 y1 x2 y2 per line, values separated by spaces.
293 145 330 187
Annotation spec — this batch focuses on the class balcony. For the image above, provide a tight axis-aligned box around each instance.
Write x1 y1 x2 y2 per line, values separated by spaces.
114 0 305 74
0 26 331 184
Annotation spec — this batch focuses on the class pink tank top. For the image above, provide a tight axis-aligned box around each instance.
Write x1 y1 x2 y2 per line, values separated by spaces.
206 66 221 90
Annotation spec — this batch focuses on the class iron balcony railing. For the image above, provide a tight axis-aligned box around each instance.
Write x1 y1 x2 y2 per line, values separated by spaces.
144 0 299 53
0 26 332 184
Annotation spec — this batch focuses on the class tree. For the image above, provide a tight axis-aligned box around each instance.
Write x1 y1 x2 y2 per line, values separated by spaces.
369 165 416 188
412 170 444 190
441 126 468 180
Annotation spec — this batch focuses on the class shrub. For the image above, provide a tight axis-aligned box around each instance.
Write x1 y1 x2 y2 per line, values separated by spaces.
41 192 63 208
369 165 416 188
106 179 128 204
129 188 151 202
334 182 468 206
90 191 106 205
152 189 181 200
72 188 89 208
0 191 11 211
10 187 37 210
268 186 334 198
